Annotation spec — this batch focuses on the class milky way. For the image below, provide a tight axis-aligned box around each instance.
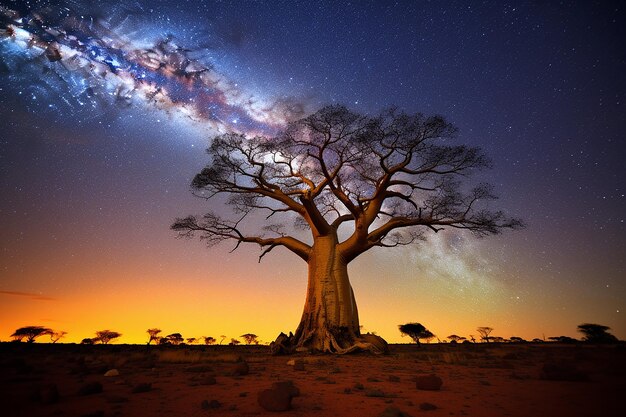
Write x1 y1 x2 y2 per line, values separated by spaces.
0 2 304 134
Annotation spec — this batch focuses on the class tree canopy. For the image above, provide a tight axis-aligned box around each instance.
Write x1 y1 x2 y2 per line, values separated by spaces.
577 323 618 343
95 330 122 344
173 105 523 263
398 322 434 345
11 326 53 343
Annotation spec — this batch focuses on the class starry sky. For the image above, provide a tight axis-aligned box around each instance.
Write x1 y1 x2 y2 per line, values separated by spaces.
0 0 624 344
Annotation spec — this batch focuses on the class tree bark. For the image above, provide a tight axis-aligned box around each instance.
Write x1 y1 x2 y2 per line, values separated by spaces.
272 234 388 354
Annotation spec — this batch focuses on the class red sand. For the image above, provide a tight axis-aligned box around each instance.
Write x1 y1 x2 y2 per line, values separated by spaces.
1 343 623 416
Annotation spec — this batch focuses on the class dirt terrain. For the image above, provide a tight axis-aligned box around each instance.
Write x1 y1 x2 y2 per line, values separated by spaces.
1 342 624 417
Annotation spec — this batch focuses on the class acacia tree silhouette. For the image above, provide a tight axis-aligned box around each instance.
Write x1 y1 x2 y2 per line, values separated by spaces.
49 330 67 343
398 322 434 346
577 323 618 343
477 327 494 343
11 326 53 343
173 105 523 353
147 328 162 345
241 333 259 345
95 330 121 344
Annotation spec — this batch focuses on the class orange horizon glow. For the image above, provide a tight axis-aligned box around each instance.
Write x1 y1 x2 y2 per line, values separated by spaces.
2 237 621 346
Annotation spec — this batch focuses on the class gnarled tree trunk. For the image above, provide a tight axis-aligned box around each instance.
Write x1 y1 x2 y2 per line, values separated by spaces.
271 235 388 354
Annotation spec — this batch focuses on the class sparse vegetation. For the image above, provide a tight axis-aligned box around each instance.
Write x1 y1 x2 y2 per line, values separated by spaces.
399 323 435 346
241 333 259 345
11 326 53 343
147 328 162 345
160 333 184 345
203 336 216 345
94 330 122 344
577 323 618 344
548 336 578 344
49 330 67 343
476 327 493 343
447 334 466 343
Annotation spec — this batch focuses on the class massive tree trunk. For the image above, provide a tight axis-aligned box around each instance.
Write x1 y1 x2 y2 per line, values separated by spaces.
271 234 388 354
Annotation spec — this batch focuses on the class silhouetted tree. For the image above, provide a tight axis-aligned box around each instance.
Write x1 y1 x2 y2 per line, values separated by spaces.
422 330 436 343
172 106 522 353
398 323 435 346
147 328 162 345
509 336 526 343
219 335 227 345
447 334 465 343
229 338 240 346
11 326 53 343
203 336 216 345
81 338 94 344
577 323 619 343
49 330 67 343
186 337 197 344
548 336 578 344
476 327 493 343
163 333 184 345
531 338 544 343
491 336 506 343
95 330 122 344
241 333 259 345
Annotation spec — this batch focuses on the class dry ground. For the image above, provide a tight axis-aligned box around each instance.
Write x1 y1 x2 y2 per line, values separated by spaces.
1 342 624 416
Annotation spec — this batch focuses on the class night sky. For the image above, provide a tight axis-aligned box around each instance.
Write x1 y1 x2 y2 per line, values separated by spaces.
0 0 624 344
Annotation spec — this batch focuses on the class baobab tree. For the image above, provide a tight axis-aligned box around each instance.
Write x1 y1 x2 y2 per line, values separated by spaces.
173 106 522 353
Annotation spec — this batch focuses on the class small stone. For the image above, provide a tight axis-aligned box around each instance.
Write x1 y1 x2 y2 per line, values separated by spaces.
379 406 413 417
201 399 221 409
365 389 386 397
233 361 249 376
104 369 119 377
131 383 152 393
419 402 438 411
199 376 217 385
415 374 443 391
258 388 292 412
78 382 103 396
293 359 305 371
272 381 300 397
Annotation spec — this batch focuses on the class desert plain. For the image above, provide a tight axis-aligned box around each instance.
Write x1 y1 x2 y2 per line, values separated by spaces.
1 342 624 417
